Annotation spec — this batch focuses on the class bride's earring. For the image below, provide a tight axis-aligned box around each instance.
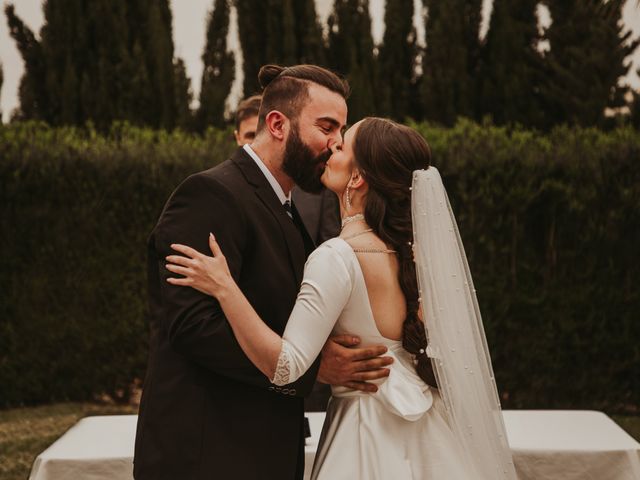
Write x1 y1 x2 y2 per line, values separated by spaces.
345 186 352 211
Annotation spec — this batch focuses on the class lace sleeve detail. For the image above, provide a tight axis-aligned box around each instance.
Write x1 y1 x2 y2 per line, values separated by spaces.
271 340 293 386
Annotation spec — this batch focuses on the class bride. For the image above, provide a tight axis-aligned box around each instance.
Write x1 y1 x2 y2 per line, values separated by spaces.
166 117 516 479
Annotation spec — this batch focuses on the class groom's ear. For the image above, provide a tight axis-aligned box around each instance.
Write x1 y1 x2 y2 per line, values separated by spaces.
264 110 288 141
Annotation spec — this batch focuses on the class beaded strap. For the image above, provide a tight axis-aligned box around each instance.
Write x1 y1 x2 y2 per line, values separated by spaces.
352 248 397 254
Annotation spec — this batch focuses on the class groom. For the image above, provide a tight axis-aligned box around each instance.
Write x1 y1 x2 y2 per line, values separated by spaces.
134 64 393 480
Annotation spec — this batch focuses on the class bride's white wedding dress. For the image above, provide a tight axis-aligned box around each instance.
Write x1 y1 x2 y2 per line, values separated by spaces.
272 237 473 479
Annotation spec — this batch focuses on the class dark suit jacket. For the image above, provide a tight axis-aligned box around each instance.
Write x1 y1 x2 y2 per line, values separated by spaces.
134 148 320 480
292 188 340 246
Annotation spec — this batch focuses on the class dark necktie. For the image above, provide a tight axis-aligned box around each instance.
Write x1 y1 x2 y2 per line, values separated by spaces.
284 200 315 256
283 200 293 218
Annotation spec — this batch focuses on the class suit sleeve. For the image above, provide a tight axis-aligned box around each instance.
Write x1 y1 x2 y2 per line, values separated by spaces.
153 173 318 395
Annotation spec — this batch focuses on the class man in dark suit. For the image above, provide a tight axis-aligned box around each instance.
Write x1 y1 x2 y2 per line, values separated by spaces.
134 65 392 480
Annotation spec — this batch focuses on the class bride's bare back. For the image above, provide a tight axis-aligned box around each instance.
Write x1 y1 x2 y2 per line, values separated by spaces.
344 232 406 340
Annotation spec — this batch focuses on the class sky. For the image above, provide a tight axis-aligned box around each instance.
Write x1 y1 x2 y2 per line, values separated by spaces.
1 0 640 122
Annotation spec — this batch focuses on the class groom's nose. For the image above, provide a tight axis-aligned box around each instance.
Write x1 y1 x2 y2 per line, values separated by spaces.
327 134 342 151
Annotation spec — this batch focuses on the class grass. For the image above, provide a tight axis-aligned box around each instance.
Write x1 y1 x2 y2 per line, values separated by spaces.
0 403 638 480
0 402 137 480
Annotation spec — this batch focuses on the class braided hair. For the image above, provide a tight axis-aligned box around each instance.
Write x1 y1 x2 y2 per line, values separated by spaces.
352 118 437 387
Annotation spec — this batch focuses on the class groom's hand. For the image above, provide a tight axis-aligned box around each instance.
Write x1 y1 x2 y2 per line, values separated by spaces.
317 335 393 393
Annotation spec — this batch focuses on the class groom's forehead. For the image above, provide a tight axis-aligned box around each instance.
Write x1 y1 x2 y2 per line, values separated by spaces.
304 84 347 125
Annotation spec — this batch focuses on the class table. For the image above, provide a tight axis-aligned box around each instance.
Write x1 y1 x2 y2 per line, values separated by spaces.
28 415 136 480
504 410 640 480
29 411 640 480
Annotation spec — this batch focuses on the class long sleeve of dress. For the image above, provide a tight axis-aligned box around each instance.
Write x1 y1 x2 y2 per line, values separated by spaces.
271 242 354 385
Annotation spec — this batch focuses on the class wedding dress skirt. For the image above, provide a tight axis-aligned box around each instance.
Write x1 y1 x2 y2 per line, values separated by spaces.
310 344 470 480
290 239 473 479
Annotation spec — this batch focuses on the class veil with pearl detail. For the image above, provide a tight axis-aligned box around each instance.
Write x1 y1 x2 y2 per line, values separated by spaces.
411 167 517 479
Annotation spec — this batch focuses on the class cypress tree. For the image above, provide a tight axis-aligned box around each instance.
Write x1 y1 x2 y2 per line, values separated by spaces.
0 62 3 121
197 0 235 131
292 0 326 65
4 4 48 121
5 0 187 129
541 0 639 128
420 0 482 125
127 0 179 129
631 87 640 128
377 0 417 121
127 39 156 128
39 0 133 127
328 0 377 121
631 68 640 128
235 0 296 96
235 0 325 97
235 0 269 97
174 58 194 130
477 0 545 127
265 0 297 66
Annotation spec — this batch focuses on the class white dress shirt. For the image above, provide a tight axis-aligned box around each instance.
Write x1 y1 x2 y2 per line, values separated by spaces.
243 144 291 205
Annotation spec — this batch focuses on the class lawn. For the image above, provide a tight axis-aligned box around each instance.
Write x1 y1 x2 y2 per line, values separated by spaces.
1 403 638 480
0 402 137 480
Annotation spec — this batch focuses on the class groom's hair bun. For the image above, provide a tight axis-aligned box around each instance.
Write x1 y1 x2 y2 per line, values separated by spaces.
258 65 286 89
255 64 350 133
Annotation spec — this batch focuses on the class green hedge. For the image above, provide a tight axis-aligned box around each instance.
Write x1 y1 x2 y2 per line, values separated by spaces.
0 122 235 406
1 120 638 412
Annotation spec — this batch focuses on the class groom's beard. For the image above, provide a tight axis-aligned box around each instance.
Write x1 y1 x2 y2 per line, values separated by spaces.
282 126 332 194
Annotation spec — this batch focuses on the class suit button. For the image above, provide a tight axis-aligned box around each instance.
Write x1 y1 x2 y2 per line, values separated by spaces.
275 386 281 392
268 386 274 391
282 388 289 395
289 389 296 396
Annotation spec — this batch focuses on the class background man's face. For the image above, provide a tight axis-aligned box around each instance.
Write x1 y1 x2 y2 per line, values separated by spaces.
235 115 258 146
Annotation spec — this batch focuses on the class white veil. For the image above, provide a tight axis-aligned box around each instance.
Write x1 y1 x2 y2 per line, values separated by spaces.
411 167 517 479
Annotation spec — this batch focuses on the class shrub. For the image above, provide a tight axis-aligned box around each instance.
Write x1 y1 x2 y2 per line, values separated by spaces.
0 120 638 412
0 122 234 405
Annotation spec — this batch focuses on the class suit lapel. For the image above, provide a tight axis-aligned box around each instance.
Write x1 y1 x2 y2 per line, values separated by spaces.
231 148 306 285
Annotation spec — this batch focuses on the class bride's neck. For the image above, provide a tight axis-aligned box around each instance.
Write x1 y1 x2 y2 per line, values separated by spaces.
340 214 368 234
340 202 366 227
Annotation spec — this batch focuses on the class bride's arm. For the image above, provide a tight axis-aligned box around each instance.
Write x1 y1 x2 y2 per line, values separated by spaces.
167 234 353 384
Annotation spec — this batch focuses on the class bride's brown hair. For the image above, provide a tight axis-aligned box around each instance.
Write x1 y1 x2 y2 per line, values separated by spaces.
352 117 436 387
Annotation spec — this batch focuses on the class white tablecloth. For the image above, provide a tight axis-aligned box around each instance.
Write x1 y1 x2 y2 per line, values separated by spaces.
504 410 640 480
28 415 136 480
29 410 640 480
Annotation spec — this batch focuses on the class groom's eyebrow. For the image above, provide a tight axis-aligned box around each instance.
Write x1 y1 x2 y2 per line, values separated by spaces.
317 117 342 129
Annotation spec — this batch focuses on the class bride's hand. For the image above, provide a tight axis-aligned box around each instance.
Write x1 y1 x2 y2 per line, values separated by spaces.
165 233 232 298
